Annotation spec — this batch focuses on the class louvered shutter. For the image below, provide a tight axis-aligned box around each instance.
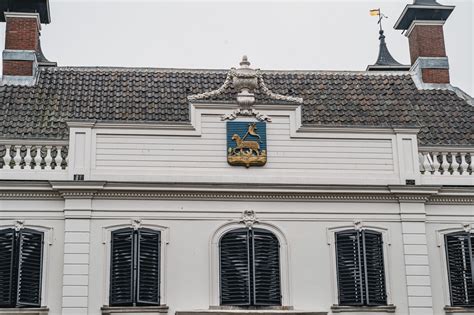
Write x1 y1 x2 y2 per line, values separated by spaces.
363 230 386 306
110 228 134 306
0 229 15 307
16 229 43 307
220 228 251 306
252 228 281 306
446 232 474 306
137 229 160 305
336 230 364 306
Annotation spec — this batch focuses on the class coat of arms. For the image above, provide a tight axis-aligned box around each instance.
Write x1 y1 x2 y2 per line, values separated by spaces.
227 121 267 167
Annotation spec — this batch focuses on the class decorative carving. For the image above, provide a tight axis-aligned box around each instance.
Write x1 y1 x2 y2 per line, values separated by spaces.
462 223 471 233
188 55 303 122
131 218 142 230
15 220 25 231
353 220 363 231
227 122 267 167
241 210 258 229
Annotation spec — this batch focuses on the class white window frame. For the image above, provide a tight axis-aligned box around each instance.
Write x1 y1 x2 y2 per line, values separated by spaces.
326 224 393 307
0 222 54 309
435 224 473 308
209 221 291 307
101 222 169 307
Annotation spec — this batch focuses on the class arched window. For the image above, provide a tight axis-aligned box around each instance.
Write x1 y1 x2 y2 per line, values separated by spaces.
109 228 161 306
445 231 474 306
335 229 386 306
219 228 281 306
0 228 43 308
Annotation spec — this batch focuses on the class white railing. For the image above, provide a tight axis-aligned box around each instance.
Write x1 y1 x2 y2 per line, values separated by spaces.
419 150 472 176
1 143 68 171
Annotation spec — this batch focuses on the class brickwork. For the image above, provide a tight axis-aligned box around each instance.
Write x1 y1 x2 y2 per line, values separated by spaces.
3 60 33 76
422 69 450 84
408 25 446 64
5 16 39 51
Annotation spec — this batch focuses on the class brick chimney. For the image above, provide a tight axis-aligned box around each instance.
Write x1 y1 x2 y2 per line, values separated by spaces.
394 0 455 84
1 0 53 85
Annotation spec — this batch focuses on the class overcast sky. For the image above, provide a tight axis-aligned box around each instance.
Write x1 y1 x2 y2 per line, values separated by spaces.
1 0 472 95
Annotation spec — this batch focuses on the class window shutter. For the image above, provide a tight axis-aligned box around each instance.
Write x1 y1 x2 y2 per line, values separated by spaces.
252 228 281 306
0 228 15 307
220 228 251 306
136 229 160 305
446 232 474 306
16 229 43 307
362 230 386 306
110 228 134 306
336 230 364 306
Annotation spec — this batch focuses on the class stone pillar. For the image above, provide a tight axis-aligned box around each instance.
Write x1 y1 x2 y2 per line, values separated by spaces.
399 199 433 315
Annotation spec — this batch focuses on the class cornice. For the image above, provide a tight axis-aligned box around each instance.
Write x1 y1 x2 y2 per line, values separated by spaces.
0 191 61 200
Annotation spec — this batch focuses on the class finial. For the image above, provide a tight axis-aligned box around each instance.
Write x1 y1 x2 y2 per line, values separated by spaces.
240 55 250 68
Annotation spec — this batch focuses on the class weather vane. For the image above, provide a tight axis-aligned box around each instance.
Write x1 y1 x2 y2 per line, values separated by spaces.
370 8 388 31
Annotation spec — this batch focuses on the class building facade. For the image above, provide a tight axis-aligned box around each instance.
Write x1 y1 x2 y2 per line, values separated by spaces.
0 1 472 315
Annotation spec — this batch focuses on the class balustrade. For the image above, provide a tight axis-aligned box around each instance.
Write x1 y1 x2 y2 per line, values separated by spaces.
0 144 68 171
419 150 472 176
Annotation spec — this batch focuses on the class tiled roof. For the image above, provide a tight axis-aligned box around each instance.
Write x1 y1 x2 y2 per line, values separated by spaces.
0 66 472 146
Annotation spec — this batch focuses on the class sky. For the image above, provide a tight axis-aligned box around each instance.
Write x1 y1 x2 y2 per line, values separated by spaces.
0 0 473 95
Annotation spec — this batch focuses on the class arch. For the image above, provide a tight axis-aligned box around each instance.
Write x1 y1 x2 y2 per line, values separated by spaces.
209 221 290 307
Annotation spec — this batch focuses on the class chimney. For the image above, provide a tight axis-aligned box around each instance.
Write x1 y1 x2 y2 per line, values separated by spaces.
394 0 455 84
1 0 53 85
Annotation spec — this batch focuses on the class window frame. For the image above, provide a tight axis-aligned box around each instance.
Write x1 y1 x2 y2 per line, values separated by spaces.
103 224 169 308
0 224 52 309
210 222 290 307
444 231 474 307
436 226 474 309
327 224 393 308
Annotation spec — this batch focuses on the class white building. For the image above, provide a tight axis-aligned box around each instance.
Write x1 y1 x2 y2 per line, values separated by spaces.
0 1 472 315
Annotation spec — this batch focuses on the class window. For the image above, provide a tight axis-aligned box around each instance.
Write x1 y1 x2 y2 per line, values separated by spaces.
0 228 43 308
335 229 387 306
445 232 474 307
109 228 161 306
219 228 281 306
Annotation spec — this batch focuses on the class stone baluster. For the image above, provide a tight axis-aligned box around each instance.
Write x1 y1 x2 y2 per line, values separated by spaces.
432 152 441 175
44 146 53 170
34 146 42 170
13 146 22 170
459 153 469 175
422 152 432 174
4 146 12 169
450 152 460 175
56 146 64 170
440 152 449 175
24 146 33 169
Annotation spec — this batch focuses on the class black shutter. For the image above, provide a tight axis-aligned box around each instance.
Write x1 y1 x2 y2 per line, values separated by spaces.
136 229 160 305
336 230 364 306
252 228 281 306
220 228 251 306
110 228 134 306
0 229 15 307
446 232 474 306
363 230 386 306
17 229 43 307
336 230 387 306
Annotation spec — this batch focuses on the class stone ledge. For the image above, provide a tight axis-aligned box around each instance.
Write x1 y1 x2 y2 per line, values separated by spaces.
444 306 474 313
331 305 396 313
0 308 49 315
101 306 169 315
176 311 327 315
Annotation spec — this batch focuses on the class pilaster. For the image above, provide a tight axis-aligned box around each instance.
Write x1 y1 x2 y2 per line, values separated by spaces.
398 197 433 315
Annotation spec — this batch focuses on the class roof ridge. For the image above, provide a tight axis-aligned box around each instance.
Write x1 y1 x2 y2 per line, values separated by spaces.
39 66 411 76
